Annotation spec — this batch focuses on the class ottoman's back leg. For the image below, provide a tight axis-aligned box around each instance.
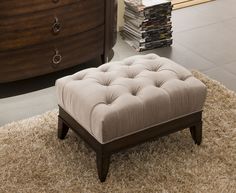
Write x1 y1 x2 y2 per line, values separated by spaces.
58 116 69 140
190 121 202 145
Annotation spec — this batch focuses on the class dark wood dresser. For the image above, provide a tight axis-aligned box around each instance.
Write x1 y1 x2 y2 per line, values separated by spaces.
0 0 117 83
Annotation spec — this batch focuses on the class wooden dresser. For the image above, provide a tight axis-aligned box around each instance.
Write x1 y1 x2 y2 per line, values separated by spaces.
0 0 117 83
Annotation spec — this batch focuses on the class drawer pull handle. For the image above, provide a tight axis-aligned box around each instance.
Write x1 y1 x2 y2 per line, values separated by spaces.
52 49 62 67
52 0 59 3
52 17 61 34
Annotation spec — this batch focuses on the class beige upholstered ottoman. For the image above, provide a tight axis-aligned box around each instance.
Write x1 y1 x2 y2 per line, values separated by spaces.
56 54 207 182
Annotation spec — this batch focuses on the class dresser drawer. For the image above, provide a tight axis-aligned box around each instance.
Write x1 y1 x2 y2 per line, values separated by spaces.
0 0 104 51
0 0 82 17
0 26 104 83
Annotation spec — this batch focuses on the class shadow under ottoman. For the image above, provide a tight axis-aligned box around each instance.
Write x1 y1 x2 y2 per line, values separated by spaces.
56 54 207 182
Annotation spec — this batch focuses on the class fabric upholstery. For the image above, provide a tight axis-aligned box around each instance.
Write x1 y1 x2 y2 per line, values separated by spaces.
56 54 207 144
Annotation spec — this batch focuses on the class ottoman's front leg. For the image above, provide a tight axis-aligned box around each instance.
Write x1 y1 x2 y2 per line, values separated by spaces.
190 121 202 145
58 116 69 139
96 150 111 182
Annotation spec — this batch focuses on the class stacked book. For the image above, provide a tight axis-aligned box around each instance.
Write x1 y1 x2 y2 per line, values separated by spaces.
122 0 173 52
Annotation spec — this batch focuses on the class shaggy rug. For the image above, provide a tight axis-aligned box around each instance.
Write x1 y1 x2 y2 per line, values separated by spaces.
0 71 236 193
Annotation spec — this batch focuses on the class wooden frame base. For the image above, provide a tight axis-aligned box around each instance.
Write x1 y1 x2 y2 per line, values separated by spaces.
58 106 203 182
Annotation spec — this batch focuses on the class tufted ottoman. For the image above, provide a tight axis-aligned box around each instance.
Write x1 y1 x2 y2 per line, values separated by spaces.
56 54 207 182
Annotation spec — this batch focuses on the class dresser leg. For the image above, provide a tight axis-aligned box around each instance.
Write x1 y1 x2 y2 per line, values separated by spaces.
58 116 69 139
101 54 107 64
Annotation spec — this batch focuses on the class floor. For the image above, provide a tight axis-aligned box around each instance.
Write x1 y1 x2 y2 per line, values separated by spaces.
1 0 236 126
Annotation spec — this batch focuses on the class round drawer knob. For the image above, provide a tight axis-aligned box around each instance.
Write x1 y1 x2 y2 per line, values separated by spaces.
52 49 62 68
52 16 61 35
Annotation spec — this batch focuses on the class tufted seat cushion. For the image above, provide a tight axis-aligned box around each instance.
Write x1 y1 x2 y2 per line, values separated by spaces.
56 54 207 144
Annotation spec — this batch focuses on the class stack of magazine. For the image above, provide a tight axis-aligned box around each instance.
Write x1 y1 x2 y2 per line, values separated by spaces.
122 0 173 52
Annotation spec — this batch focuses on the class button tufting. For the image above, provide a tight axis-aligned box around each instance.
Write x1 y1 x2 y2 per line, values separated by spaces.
180 77 187 81
105 97 115 105
102 81 111 86
101 68 109 72
147 67 160 72
183 76 191 81
126 62 133 66
73 75 85 81
105 100 112 105
155 82 161 87
128 75 135 79
99 78 112 86
73 78 81 81
131 89 139 96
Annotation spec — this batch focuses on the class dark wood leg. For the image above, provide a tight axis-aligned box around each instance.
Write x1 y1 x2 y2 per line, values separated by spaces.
101 54 107 64
96 150 110 182
190 121 202 145
58 116 69 139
